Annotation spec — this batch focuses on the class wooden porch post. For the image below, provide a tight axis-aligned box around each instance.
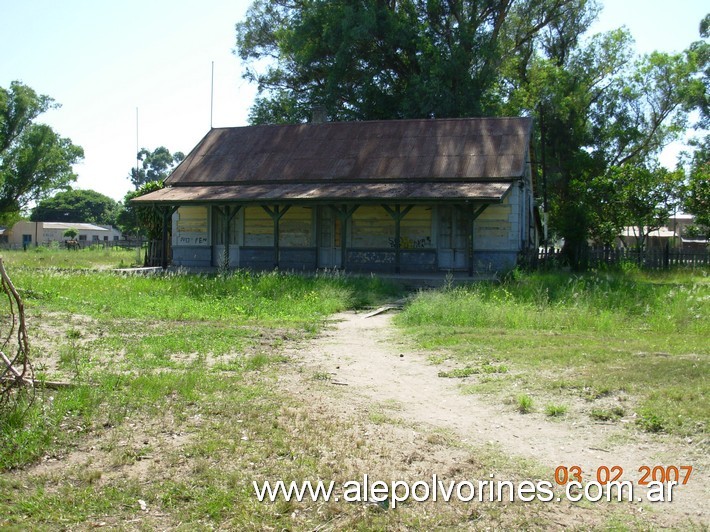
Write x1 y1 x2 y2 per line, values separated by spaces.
457 204 488 277
262 205 290 269
158 205 179 270
382 204 414 274
314 206 321 269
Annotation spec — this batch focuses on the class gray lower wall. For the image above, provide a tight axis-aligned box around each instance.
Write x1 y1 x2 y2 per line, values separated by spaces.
472 250 518 272
172 246 212 267
400 249 437 272
280 248 317 270
172 245 518 273
347 249 395 272
240 247 275 270
236 247 317 271
344 249 437 273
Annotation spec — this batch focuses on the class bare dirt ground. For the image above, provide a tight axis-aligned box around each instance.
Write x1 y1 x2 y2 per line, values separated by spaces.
281 310 709 527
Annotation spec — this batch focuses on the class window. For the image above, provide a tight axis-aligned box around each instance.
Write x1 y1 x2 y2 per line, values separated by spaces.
244 207 272 246
279 207 312 247
177 206 209 233
400 206 432 248
351 206 393 248
79 235 87 241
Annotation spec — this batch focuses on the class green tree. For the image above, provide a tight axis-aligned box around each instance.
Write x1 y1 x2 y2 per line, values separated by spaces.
685 163 710 236
585 164 684 250
683 14 710 238
30 189 119 226
236 0 597 122
63 227 78 240
0 81 84 224
130 146 185 189
503 21 701 265
117 181 164 238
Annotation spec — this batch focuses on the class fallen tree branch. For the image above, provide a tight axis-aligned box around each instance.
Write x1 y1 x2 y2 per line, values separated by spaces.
1 376 78 390
0 256 34 408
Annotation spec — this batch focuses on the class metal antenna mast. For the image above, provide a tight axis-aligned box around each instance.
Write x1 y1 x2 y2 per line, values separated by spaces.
210 61 215 129
135 107 140 181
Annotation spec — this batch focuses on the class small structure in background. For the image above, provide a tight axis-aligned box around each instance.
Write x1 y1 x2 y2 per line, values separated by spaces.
619 214 708 252
0 221 122 249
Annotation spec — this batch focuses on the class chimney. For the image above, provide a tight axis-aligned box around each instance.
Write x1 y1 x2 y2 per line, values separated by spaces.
311 105 327 124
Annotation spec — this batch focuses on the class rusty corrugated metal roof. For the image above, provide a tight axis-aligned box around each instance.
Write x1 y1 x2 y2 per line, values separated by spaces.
134 117 530 204
132 181 513 204
166 117 531 185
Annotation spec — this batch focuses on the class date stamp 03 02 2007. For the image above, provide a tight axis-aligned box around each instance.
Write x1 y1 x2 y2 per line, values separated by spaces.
554 465 694 486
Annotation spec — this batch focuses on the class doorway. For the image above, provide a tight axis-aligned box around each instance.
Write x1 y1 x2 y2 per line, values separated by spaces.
437 207 468 270
318 207 342 268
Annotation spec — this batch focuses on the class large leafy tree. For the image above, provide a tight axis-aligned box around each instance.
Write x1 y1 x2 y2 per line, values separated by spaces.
585 164 684 249
30 188 119 226
130 146 185 189
516 36 701 264
236 0 597 122
117 181 164 238
0 81 84 224
683 14 710 238
685 163 709 237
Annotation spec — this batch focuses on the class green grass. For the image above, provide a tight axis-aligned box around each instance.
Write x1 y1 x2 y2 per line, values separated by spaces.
1 245 142 269
397 270 709 436
7 249 502 529
0 251 700 529
516 394 534 414
0 252 402 471
545 404 568 417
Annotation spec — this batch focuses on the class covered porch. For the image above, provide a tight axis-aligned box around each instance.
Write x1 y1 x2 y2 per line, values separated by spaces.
145 185 525 276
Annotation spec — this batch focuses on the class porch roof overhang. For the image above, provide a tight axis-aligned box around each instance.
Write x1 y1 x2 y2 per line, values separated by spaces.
132 180 515 205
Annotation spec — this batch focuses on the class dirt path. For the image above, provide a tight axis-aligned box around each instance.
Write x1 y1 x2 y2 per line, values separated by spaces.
284 310 708 525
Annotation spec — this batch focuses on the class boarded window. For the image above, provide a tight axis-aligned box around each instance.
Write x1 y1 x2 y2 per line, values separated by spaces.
400 206 432 248
351 206 393 248
280 207 313 247
176 206 209 246
244 207 273 246
177 206 209 233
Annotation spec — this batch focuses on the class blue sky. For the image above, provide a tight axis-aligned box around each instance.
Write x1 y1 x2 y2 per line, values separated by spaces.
1 0 707 202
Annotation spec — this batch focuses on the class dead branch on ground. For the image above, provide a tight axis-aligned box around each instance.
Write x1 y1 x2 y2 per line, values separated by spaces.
0 257 35 409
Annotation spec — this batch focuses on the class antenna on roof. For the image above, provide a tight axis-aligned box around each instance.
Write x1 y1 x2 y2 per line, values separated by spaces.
210 61 215 129
135 107 139 181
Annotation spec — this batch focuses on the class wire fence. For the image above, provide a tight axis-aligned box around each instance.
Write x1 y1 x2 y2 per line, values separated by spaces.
520 246 710 270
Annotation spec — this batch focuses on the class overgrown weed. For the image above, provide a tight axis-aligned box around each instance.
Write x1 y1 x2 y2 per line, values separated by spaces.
397 269 709 437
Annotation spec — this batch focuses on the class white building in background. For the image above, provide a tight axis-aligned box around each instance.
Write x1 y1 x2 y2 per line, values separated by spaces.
0 221 122 248
619 214 707 251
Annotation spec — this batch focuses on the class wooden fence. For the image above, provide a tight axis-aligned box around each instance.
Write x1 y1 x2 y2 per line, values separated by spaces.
520 246 710 270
